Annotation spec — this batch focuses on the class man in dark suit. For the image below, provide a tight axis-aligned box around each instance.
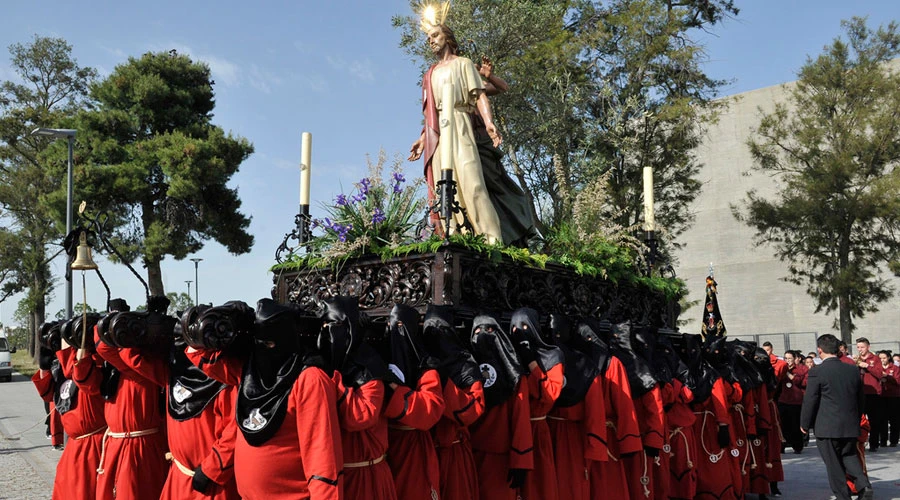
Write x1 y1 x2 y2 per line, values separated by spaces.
801 334 872 500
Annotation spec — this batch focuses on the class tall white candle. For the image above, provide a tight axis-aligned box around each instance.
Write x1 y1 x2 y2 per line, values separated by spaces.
300 132 312 206
643 166 655 231
439 82 455 171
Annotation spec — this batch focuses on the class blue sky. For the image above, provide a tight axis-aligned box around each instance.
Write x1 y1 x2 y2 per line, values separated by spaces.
1 0 899 324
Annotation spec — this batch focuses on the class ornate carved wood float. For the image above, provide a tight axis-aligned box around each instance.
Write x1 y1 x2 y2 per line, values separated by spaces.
273 244 677 327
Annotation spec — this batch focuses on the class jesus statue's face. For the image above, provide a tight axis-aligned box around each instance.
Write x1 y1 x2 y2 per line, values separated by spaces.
428 27 448 56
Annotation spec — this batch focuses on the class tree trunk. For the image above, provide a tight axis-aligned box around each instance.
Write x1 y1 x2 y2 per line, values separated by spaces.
146 257 165 297
838 294 853 346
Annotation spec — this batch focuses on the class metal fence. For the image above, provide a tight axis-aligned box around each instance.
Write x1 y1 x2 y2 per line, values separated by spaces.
733 332 900 357
730 332 819 356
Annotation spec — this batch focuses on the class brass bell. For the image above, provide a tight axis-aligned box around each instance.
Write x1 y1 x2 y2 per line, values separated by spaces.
71 232 98 271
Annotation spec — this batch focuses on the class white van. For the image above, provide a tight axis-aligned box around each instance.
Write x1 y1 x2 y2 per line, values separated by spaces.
0 337 15 382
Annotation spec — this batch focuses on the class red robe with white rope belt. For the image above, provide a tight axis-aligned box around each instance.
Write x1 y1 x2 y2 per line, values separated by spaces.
186 349 343 500
385 368 445 500
94 332 169 500
520 362 564 500
433 379 485 500
591 356 642 499
623 385 665 500
332 373 396 500
724 382 746 498
32 349 107 500
548 373 608 500
748 384 773 495
470 376 534 500
765 355 787 484
691 378 738 500
652 382 675 500
118 348 239 500
666 379 697 500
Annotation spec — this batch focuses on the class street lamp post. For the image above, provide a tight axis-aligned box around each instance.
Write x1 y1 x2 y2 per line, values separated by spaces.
185 280 193 304
190 258 203 305
31 128 77 319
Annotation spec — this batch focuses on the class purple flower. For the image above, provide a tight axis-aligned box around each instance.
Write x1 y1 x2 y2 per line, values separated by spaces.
359 177 371 195
335 194 348 206
310 218 321 229
392 172 406 193
372 207 386 225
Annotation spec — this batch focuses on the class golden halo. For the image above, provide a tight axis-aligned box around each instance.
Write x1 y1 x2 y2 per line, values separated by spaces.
419 1 450 32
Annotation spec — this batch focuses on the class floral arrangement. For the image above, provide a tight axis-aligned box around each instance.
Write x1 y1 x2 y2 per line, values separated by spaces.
305 150 425 266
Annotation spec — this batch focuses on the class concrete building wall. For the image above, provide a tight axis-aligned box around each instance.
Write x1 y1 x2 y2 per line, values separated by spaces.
674 80 900 353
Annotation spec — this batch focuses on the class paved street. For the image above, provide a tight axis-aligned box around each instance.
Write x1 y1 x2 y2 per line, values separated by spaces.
0 372 59 500
1 370 900 499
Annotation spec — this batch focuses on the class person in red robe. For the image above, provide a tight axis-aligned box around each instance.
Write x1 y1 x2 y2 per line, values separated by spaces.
545 314 607 500
59 316 107 500
653 333 694 500
777 350 809 454
322 299 397 500
855 337 884 452
381 304 445 500
678 334 737 500
93 301 170 500
764 345 787 495
574 319 642 499
187 298 343 500
509 308 565 500
422 305 486 500
34 321 65 449
33 317 108 500
469 314 533 500
115 300 240 500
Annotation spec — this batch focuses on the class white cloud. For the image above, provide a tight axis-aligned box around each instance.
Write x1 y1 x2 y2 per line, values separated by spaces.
247 65 284 95
326 55 375 83
145 42 277 93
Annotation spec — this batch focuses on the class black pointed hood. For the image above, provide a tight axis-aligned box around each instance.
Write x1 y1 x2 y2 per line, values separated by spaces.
470 314 524 409
182 301 253 351
677 333 717 404
318 296 360 374
509 308 564 374
727 339 764 390
388 304 434 385
422 305 482 390
608 322 657 398
570 318 612 375
548 314 599 408
652 331 683 385
238 299 323 447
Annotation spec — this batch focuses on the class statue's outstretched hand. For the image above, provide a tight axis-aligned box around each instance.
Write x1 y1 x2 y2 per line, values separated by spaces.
486 122 502 147
479 56 493 79
409 137 424 161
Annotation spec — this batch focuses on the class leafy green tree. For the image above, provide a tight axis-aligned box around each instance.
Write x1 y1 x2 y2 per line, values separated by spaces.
165 291 194 317
54 302 98 320
734 18 900 344
74 51 254 295
394 0 736 254
0 35 96 354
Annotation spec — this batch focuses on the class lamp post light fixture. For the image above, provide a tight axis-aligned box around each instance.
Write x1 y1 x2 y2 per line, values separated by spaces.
185 280 193 304
190 258 203 305
31 128 77 319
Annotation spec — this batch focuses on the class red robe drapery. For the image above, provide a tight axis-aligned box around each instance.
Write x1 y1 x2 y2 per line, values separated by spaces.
118 348 240 500
385 369 445 500
186 349 344 500
433 379 485 500
666 379 697 500
33 349 107 500
591 356 641 499
548 372 608 500
94 332 169 500
623 385 665 500
470 376 534 500
690 377 738 500
332 373 396 500
521 363 564 500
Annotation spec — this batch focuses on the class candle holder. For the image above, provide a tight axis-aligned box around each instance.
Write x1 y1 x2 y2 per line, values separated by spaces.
434 169 474 239
275 204 312 264
642 229 677 280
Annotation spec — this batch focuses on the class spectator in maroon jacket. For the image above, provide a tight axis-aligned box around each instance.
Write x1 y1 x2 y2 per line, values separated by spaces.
855 338 884 452
778 350 809 453
877 350 899 448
